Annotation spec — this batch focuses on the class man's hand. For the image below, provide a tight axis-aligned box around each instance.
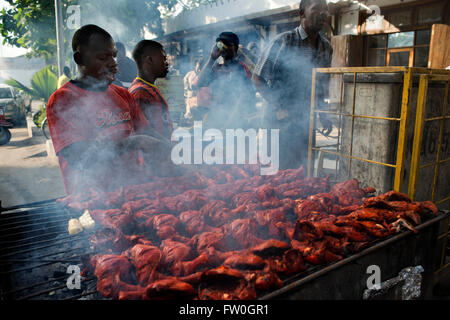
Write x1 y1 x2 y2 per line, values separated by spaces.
210 43 222 61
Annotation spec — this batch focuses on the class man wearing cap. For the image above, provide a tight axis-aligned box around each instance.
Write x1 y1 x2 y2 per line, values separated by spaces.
252 0 333 170
193 32 256 130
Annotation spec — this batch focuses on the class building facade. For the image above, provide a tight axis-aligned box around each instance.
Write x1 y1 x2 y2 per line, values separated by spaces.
160 0 450 70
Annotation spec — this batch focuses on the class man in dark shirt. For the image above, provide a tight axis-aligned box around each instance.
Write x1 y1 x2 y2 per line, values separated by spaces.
252 0 333 170
194 32 256 130
115 42 138 86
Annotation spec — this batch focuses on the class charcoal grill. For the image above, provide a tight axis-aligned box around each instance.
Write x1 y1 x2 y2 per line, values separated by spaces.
0 199 448 300
0 199 101 300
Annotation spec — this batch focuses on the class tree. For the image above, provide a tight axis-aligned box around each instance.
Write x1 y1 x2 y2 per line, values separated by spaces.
6 65 58 127
0 0 209 61
6 65 58 103
0 0 61 61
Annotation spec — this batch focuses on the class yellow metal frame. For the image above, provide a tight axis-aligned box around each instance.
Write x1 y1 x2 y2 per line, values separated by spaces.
308 67 450 273
307 66 416 191
308 67 449 193
409 74 450 207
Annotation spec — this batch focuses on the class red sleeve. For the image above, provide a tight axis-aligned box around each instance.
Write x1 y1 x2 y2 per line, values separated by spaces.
239 62 251 78
127 92 149 132
46 88 88 154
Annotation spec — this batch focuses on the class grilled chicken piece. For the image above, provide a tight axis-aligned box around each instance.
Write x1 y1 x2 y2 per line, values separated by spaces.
170 253 209 277
378 190 411 202
250 239 290 258
124 244 162 286
245 267 283 291
145 278 196 300
294 199 329 221
222 218 264 249
344 207 388 223
291 240 342 265
90 254 133 299
89 227 131 253
178 271 204 285
140 214 186 241
161 189 208 212
282 249 307 275
223 253 266 270
200 200 236 227
271 221 295 240
254 207 287 228
189 229 229 253
202 247 238 266
90 208 134 231
293 220 324 241
330 179 371 206
198 266 257 300
161 239 194 267
179 210 214 236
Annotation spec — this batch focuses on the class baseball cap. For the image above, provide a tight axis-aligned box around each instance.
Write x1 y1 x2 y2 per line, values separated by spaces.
216 32 239 47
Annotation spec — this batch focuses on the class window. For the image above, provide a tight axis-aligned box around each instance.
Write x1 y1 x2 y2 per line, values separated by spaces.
387 31 414 48
0 88 12 99
389 9 413 27
417 2 445 24
366 29 431 67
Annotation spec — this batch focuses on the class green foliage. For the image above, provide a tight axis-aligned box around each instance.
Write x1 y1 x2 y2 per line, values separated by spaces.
6 65 58 103
0 0 208 60
0 0 64 60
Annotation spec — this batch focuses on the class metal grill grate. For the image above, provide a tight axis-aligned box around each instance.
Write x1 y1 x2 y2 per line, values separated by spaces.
1 199 449 300
0 201 101 300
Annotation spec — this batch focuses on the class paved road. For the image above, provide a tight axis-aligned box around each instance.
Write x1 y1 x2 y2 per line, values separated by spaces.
0 125 66 208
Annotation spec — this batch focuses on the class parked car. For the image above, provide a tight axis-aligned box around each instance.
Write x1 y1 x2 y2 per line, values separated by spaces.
0 106 13 145
0 84 27 125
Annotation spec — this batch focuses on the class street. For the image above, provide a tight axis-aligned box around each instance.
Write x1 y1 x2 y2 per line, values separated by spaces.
0 124 65 208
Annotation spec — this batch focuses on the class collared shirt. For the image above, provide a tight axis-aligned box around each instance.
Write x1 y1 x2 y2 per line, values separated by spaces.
47 81 149 194
254 25 333 124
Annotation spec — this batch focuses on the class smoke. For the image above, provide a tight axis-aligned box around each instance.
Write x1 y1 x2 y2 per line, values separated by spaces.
50 0 333 197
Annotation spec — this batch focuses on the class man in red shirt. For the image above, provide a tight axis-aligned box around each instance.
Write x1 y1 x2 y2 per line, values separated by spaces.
47 25 154 195
128 40 173 142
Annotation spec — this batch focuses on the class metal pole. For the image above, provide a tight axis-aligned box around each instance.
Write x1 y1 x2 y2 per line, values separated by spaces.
54 0 65 77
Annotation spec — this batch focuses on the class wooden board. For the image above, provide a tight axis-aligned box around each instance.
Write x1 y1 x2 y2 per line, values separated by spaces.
331 35 363 67
428 24 450 69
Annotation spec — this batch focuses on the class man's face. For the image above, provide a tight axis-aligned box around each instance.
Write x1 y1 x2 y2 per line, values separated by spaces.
302 0 329 32
79 34 118 84
148 48 169 79
218 40 237 61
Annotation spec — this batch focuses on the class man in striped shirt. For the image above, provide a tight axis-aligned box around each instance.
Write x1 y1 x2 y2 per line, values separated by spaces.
252 0 333 170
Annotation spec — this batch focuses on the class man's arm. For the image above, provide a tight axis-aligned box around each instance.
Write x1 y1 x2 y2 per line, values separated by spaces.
251 37 285 110
251 73 278 107
193 44 222 88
